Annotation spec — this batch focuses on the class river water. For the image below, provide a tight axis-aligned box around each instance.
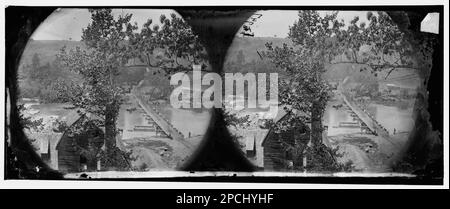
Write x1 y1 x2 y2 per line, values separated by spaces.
366 104 415 135
326 97 415 136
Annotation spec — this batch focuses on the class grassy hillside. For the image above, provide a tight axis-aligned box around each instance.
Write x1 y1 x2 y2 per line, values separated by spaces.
17 40 84 100
19 37 290 70
19 40 85 68
324 63 420 87
18 38 419 100
225 36 292 64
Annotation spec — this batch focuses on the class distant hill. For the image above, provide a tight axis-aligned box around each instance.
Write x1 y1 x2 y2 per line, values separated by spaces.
225 37 292 64
19 37 291 69
17 38 420 102
20 40 85 68
324 63 421 89
17 40 84 100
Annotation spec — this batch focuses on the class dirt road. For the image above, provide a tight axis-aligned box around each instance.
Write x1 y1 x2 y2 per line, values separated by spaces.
328 133 408 172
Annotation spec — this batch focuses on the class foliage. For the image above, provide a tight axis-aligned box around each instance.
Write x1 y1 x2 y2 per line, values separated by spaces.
264 11 340 147
52 118 70 133
224 37 292 66
16 104 44 152
99 146 134 171
56 9 207 171
352 74 380 98
137 71 172 100
262 10 430 172
128 13 208 75
223 110 251 129
222 107 252 154
18 104 44 133
330 11 434 78
303 144 354 172
55 9 136 170
18 53 75 102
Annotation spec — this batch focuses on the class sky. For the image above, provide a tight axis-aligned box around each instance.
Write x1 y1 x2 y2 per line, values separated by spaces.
31 9 177 40
31 9 374 40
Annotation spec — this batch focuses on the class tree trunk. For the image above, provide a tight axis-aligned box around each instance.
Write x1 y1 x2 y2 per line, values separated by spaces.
104 103 116 152
310 100 323 147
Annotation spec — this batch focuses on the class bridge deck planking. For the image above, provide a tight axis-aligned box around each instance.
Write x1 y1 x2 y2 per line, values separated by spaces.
131 90 185 142
338 92 390 138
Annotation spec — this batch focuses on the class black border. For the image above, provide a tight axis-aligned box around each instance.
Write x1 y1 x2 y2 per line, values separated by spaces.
4 5 445 185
